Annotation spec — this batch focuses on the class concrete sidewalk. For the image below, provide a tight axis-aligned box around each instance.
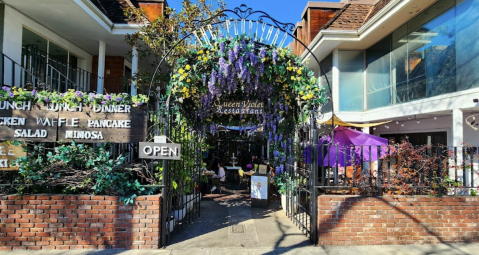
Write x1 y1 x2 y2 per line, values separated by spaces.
2 243 479 255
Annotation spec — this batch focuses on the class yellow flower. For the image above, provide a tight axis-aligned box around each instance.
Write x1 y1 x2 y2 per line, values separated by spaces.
299 91 303 95
183 73 187 78
206 51 210 54
198 56 202 60
203 57 208 61
187 79 191 83
262 58 266 62
297 69 302 74
179 76 185 81
315 88 319 91
308 94 313 99
302 96 307 100
198 50 203 54
186 65 191 70
306 86 310 89
179 68 184 74
291 76 295 81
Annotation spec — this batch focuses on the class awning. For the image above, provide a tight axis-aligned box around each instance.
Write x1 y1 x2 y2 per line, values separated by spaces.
317 114 391 128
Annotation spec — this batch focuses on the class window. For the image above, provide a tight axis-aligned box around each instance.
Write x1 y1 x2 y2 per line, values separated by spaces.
339 51 364 112
366 35 391 110
319 54 333 113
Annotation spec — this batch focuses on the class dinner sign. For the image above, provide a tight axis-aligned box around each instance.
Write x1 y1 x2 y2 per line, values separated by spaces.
0 101 147 143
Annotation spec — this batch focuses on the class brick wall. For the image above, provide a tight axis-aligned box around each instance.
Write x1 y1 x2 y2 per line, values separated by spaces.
0 194 161 250
317 196 479 245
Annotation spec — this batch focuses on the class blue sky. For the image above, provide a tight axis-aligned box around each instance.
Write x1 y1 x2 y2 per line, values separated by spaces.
167 0 341 27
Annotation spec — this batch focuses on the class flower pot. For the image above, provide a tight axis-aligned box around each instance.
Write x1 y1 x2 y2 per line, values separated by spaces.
183 194 195 212
170 206 187 221
281 194 298 214
166 219 175 234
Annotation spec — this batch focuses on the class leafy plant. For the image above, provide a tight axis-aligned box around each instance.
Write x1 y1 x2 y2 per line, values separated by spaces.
0 87 148 107
15 142 154 204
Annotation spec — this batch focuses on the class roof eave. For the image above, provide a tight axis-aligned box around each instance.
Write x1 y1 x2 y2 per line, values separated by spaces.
300 0 406 61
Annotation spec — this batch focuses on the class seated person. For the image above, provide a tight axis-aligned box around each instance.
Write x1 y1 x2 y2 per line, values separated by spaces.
211 162 226 192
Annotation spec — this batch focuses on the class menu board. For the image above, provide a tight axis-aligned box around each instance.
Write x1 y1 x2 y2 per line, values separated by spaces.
0 101 147 143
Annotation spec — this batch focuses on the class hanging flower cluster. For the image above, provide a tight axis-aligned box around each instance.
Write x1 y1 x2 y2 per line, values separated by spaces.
0 87 149 107
169 34 328 180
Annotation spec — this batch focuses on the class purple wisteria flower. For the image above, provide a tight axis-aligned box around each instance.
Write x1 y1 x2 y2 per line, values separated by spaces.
220 42 225 54
228 50 235 63
101 101 106 105
136 102 142 106
105 95 112 100
45 97 50 102
272 50 277 65
75 91 82 97
31 90 36 96
116 97 122 102
260 48 266 59
2 86 10 91
233 44 239 58
8 92 14 97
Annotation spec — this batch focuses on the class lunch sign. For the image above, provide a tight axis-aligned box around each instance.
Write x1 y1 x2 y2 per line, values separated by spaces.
0 101 147 143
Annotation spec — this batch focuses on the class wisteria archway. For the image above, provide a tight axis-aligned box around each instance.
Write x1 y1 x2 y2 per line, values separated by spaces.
152 4 332 245
168 33 327 173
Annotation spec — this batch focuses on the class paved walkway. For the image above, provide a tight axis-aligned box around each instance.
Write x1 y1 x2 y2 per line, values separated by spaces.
3 187 479 255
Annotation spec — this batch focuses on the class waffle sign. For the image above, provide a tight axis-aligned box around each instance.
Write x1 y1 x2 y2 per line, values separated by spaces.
0 101 147 143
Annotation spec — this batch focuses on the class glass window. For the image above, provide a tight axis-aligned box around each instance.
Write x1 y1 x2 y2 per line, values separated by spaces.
391 25 409 103
407 0 456 100
366 35 391 110
319 54 333 113
456 0 479 91
339 51 364 111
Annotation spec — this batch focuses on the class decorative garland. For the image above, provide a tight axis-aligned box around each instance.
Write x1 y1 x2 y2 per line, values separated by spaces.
0 87 149 107
169 34 328 176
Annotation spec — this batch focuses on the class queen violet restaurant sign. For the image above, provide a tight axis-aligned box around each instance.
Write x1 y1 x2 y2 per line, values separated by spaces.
214 99 264 115
0 101 147 143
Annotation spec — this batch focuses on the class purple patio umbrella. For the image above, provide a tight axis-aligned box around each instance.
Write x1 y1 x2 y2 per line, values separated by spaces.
319 126 388 167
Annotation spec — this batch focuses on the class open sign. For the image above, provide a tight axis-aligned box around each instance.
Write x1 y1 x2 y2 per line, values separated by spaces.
138 142 181 160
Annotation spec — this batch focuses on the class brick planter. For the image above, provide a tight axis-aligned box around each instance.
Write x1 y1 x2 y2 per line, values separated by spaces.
0 194 161 250
317 196 479 245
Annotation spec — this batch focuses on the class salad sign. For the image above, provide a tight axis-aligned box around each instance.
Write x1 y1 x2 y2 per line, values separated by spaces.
0 101 147 143
214 99 264 115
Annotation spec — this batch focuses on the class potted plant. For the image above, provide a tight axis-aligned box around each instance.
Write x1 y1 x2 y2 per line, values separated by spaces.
275 173 298 214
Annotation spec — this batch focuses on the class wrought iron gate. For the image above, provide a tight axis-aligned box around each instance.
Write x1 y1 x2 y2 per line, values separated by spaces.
159 112 203 246
284 121 319 244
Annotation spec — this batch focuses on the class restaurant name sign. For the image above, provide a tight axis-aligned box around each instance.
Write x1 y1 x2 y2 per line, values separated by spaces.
214 100 264 115
0 101 147 143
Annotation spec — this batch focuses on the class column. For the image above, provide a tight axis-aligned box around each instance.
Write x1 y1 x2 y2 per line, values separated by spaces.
332 49 339 114
131 46 138 96
451 108 466 188
97 41 106 94
362 123 370 134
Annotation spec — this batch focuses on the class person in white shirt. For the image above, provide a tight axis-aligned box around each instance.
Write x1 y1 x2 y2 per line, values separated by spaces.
211 162 226 192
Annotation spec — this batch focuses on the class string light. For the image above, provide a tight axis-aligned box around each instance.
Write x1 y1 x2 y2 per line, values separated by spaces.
417 120 420 124
434 116 437 120
373 127 376 130
401 123 404 127
396 121 399 124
